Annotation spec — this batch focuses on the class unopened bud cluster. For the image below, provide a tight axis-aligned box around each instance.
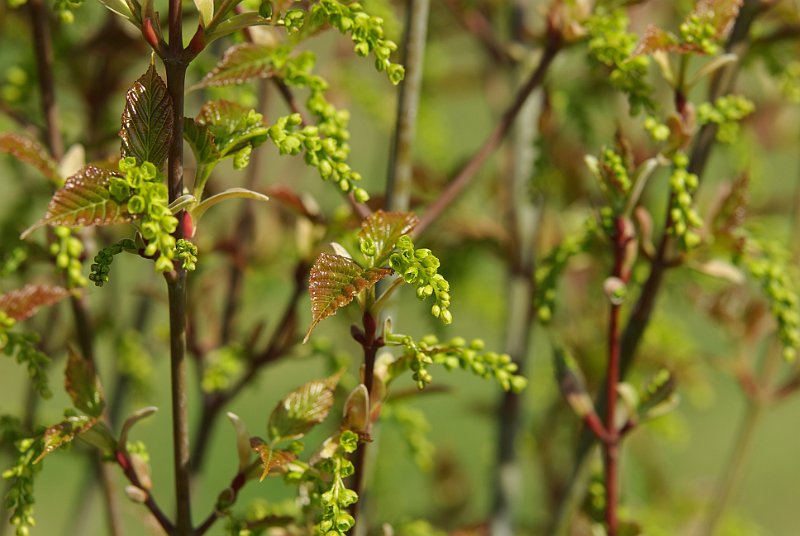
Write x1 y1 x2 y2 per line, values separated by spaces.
697 95 754 144
679 12 720 55
667 152 702 250
535 224 592 324
316 432 359 536
50 226 86 287
388 235 451 325
89 238 136 287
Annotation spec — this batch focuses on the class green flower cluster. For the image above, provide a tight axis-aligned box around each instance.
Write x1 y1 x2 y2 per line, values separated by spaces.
644 115 670 142
0 245 27 277
268 113 368 203
596 148 631 206
697 95 755 144
309 0 404 84
667 152 702 250
388 235 451 324
316 431 359 535
53 0 82 24
112 158 179 272
50 226 87 288
739 240 800 361
534 223 593 324
201 345 243 393
1 322 51 399
2 436 43 536
175 239 198 271
585 8 653 115
386 333 527 392
679 12 720 55
88 238 136 287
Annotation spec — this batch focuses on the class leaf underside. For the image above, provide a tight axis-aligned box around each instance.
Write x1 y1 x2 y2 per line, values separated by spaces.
305 253 393 342
22 165 130 238
359 210 419 263
120 63 174 169
250 438 297 481
189 43 278 91
268 378 337 442
0 284 69 321
0 133 61 183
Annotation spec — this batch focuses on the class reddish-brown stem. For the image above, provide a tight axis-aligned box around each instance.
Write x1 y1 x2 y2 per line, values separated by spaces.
28 0 63 159
414 34 561 237
442 0 516 65
115 450 174 534
349 311 384 529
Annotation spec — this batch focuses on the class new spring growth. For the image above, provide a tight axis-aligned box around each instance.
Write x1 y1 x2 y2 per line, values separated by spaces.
644 116 670 142
667 152 703 250
679 12 720 55
585 7 653 114
0 321 50 398
3 436 42 536
697 95 755 144
113 158 179 272
89 238 136 287
388 235 452 324
316 432 359 536
50 226 87 287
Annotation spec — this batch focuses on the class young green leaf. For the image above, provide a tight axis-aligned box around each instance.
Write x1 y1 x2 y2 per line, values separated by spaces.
191 187 269 222
304 253 392 342
34 415 98 463
189 43 279 91
195 100 269 156
120 63 174 169
183 118 220 166
119 406 158 448
359 210 419 264
0 285 69 321
638 369 679 421
65 347 105 418
193 0 213 27
267 377 337 442
21 165 131 238
249 437 296 481
204 12 272 45
227 412 252 472
342 384 369 434
0 133 61 184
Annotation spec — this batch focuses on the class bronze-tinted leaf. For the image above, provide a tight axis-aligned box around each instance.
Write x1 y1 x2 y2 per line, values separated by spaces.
304 253 392 342
359 210 419 263
34 414 97 463
120 63 174 169
0 284 69 321
189 43 278 91
21 165 130 238
267 377 337 442
635 25 684 55
183 118 220 166
695 0 742 37
250 437 297 481
0 133 60 184
65 347 105 418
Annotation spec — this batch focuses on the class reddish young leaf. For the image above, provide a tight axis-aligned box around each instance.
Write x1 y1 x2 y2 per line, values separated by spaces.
267 376 339 442
34 414 98 463
120 63 174 169
0 284 69 321
189 43 278 91
358 210 419 263
304 253 392 342
695 0 742 37
65 347 105 418
635 25 684 55
250 437 297 481
21 165 130 238
0 133 61 184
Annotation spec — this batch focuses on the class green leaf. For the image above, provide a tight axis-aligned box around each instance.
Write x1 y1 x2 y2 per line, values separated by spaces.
553 344 594 418
638 369 679 421
192 187 269 222
304 253 393 343
194 0 213 27
0 133 61 184
267 377 337 442
34 414 97 463
0 285 69 321
249 437 296 481
96 0 134 21
205 12 271 45
65 347 105 418
189 43 278 92
21 165 131 239
183 118 220 165
119 406 158 448
120 63 174 170
78 422 116 452
195 99 269 156
359 210 419 264
227 412 252 472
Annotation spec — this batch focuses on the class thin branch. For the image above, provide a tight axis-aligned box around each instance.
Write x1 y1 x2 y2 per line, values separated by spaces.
385 0 430 211
28 0 63 159
442 0 516 65
115 450 174 534
414 33 561 237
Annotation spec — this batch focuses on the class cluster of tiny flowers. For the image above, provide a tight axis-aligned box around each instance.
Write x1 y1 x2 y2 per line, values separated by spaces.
0 321 51 398
644 116 670 142
88 238 136 287
113 158 178 272
2 436 42 536
585 8 653 114
697 95 755 144
309 0 404 84
667 152 703 250
50 226 87 287
599 148 631 197
316 432 359 536
175 239 198 271
679 12 720 55
388 235 451 324
740 240 800 361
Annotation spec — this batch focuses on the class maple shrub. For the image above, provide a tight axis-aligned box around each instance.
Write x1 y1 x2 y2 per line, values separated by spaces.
2 0 800 535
